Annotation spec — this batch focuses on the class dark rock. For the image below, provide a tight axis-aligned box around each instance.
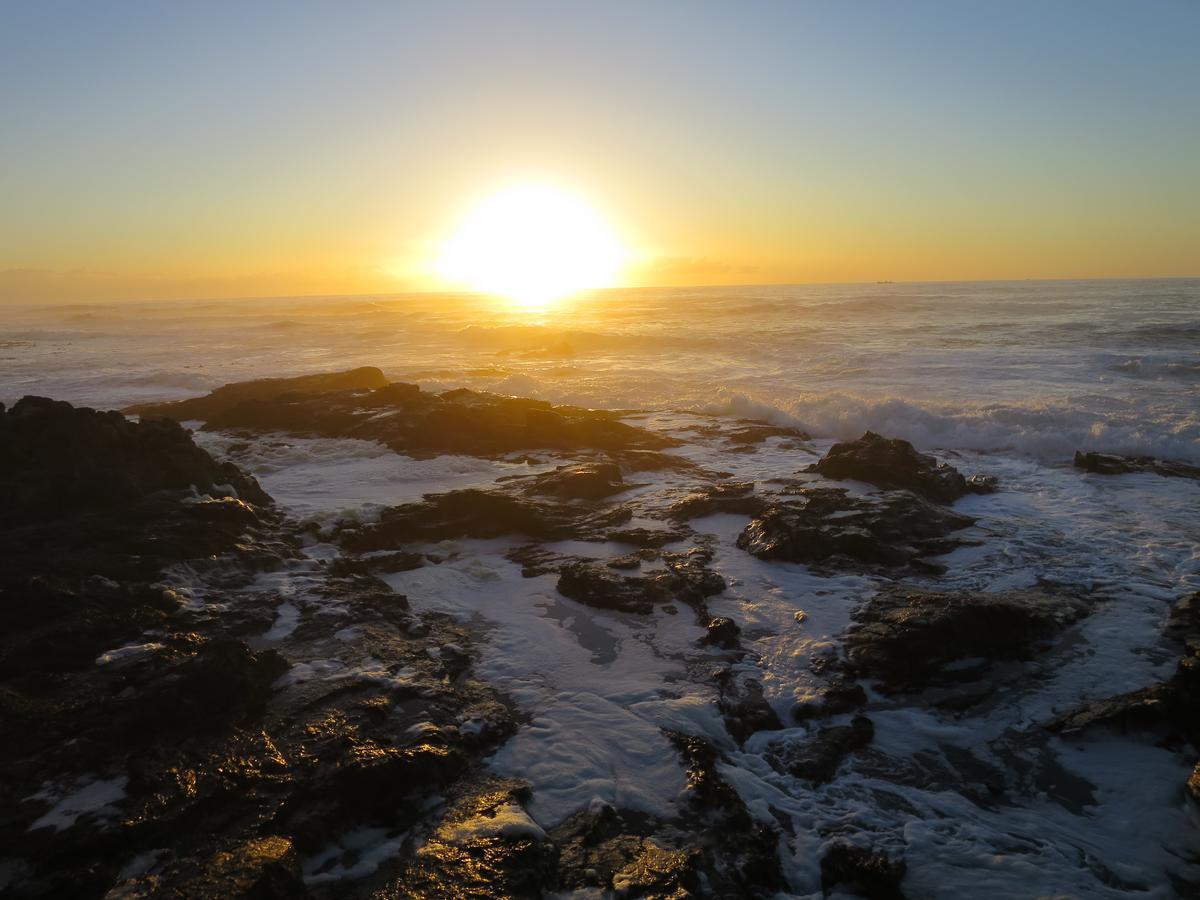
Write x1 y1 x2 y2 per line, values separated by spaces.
551 808 701 897
704 616 741 648
606 527 686 547
0 397 270 523
328 550 425 576
667 481 766 521
136 638 289 733
380 782 555 898
845 586 1087 688
1050 686 1169 737
1166 591 1200 643
768 715 874 783
124 366 390 420
554 550 725 618
809 431 974 504
821 840 908 900
365 381 422 406
1046 593 1200 752
342 488 631 551
111 835 308 899
131 374 677 458
1074 450 1200 480
660 549 727 610
522 462 627 500
557 562 670 614
727 423 810 444
737 487 976 571
965 473 1000 494
550 786 780 899
0 396 536 900
667 732 747 818
791 678 868 722
719 677 783 744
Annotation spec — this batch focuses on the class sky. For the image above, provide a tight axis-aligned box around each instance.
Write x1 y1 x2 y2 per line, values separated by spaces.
1 0 1198 302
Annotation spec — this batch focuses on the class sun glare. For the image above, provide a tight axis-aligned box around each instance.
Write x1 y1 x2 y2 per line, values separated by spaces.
437 183 625 310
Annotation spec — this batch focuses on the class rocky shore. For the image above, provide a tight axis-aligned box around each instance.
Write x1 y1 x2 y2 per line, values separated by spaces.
2 369 1198 898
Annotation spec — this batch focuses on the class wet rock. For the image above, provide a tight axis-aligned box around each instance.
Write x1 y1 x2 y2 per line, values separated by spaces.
791 678 868 722
555 549 726 619
606 526 687 547
111 835 308 899
1167 591 1200 643
1073 450 1200 480
132 375 677 458
660 549 727 610
667 481 766 521
846 586 1087 688
718 676 783 744
727 423 810 444
135 638 289 733
327 550 425 577
382 782 555 898
556 562 672 614
0 395 527 900
124 367 389 420
808 431 975 504
0 396 270 522
768 715 874 783
1047 594 1200 764
610 842 701 897
703 616 741 648
820 840 908 899
965 473 1000 494
341 488 631 551
522 461 628 500
667 732 746 817
1052 672 1169 733
551 806 701 897
737 487 976 571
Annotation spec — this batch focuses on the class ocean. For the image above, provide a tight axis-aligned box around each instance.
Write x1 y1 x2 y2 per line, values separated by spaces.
3 279 1198 461
4 279 1199 895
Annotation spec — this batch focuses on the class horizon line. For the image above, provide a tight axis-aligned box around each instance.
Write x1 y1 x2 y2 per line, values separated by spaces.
5 274 1200 308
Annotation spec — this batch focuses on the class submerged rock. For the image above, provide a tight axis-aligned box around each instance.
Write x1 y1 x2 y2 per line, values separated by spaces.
791 678 868 722
809 431 994 503
341 487 632 550
845 586 1087 688
820 840 908 900
767 715 875 783
718 674 783 744
727 423 811 444
1074 450 1200 480
736 486 976 571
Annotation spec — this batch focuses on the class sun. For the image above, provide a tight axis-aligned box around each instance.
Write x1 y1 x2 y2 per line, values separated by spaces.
436 183 625 310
